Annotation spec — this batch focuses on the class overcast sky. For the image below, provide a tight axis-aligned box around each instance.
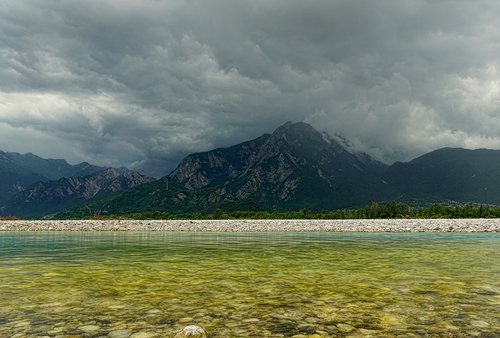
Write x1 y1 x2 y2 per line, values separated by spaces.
1 0 499 177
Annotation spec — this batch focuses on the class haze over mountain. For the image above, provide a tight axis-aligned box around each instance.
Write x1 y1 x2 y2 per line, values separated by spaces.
165 123 500 211
27 121 497 219
2 122 499 218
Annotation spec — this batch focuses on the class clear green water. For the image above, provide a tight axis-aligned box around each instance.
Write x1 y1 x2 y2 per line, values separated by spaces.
0 232 498 338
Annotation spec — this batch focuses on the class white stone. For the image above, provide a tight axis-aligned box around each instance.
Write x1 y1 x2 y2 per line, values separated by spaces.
174 325 207 338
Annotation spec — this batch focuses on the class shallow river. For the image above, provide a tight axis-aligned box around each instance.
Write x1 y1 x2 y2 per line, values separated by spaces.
0 232 498 337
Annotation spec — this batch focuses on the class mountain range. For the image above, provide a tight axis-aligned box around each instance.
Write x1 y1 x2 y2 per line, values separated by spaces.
1 122 499 218
0 168 155 218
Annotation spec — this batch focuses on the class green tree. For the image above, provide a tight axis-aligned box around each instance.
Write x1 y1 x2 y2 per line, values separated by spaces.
212 208 223 220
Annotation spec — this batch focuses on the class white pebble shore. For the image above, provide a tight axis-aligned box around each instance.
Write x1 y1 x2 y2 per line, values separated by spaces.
0 219 499 232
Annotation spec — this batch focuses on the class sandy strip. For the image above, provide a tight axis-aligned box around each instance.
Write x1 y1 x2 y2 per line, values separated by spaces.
0 219 499 232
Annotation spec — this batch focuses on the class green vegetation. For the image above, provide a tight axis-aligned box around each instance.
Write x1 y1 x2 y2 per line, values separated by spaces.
0 216 22 221
46 201 500 220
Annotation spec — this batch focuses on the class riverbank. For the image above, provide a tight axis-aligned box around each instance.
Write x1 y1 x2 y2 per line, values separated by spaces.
0 219 499 231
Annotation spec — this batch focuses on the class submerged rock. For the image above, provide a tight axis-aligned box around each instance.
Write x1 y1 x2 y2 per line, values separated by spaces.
470 320 490 329
242 318 260 323
336 323 355 333
130 332 156 338
78 324 101 333
108 329 132 338
178 317 194 323
174 325 207 338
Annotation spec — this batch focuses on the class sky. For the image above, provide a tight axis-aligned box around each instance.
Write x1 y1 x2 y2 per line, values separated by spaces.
1 0 499 177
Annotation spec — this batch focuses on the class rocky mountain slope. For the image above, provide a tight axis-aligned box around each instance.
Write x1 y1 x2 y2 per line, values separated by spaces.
0 150 104 203
0 168 154 218
167 121 390 210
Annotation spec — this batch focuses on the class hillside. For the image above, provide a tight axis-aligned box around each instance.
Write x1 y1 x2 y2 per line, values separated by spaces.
385 147 500 205
0 150 104 203
0 168 154 218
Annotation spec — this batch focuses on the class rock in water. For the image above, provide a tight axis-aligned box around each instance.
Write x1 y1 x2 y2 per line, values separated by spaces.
174 325 207 338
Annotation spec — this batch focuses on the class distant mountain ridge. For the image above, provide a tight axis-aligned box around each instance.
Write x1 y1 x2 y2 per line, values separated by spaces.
0 168 154 218
385 147 500 206
0 150 104 203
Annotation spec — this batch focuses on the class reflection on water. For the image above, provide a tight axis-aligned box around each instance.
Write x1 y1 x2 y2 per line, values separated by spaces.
0 232 498 337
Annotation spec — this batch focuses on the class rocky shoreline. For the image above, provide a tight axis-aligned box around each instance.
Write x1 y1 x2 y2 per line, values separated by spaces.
0 219 499 232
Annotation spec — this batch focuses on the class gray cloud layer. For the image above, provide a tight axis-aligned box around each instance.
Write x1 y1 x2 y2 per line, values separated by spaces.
1 0 499 176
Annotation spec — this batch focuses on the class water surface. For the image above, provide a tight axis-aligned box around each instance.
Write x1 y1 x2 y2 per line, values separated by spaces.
0 232 498 337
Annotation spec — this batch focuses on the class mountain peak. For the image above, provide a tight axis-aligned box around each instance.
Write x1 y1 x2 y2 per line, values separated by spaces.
266 121 347 159
273 121 316 135
167 121 388 209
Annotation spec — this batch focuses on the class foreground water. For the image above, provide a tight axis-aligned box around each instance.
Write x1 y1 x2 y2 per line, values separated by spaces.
0 232 498 337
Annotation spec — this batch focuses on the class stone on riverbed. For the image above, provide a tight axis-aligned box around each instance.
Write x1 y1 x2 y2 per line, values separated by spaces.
78 324 101 333
130 332 156 338
174 325 207 338
108 329 133 338
178 317 194 323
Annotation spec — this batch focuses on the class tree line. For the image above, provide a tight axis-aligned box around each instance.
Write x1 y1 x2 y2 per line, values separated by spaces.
52 201 500 220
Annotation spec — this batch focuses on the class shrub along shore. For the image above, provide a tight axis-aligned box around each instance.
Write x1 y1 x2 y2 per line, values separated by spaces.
11 201 500 221
0 219 499 232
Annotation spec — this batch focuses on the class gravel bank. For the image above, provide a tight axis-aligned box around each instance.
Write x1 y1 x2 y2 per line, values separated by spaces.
0 219 499 232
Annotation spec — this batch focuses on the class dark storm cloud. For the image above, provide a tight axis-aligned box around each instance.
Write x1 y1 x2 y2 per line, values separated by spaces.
1 0 499 176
